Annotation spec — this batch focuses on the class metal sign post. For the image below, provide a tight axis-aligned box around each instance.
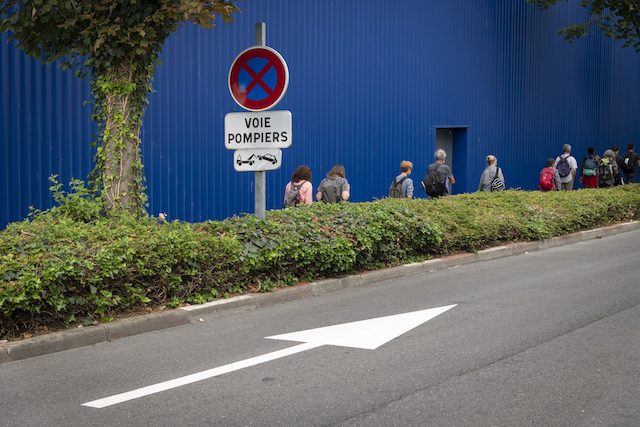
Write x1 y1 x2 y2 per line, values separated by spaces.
255 22 267 220
226 22 289 220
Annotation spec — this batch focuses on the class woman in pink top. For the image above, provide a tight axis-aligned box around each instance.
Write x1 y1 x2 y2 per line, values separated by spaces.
283 165 313 207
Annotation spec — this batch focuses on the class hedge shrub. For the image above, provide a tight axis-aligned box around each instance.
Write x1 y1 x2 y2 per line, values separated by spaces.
1 185 639 339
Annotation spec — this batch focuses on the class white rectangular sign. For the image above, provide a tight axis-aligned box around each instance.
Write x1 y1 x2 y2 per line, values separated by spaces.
225 110 292 150
233 148 282 172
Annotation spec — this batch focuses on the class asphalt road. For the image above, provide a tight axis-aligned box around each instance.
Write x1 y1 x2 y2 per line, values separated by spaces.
1 229 639 426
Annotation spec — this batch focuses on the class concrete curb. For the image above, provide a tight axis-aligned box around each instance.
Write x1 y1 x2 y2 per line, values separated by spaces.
2 220 639 364
1 327 107 362
103 310 190 341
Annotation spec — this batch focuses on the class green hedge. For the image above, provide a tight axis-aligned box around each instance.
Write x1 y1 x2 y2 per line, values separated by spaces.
1 185 639 339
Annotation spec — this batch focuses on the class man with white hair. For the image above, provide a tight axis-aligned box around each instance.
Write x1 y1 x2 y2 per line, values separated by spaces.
554 144 578 190
423 148 456 197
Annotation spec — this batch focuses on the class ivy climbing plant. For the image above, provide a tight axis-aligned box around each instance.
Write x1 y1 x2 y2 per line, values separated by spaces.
0 0 239 214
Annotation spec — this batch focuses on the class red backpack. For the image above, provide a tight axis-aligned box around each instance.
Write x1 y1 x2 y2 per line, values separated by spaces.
539 167 555 191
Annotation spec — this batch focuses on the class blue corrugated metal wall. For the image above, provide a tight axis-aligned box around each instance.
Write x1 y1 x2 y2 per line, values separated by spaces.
2 1 640 227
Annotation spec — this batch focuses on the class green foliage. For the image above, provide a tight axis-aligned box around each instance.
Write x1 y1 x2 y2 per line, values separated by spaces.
208 201 442 286
0 210 243 338
45 175 105 222
0 1 239 72
1 185 639 339
419 187 640 250
529 0 640 51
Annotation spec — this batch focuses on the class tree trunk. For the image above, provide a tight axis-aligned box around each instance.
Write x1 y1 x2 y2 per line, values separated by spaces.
100 68 144 214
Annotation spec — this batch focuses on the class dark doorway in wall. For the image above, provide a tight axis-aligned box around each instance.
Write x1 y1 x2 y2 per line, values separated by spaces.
434 127 468 194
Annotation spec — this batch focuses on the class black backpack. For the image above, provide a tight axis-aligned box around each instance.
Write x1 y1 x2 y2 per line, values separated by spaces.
388 176 407 198
320 178 342 203
623 153 635 172
423 166 446 197
556 155 572 178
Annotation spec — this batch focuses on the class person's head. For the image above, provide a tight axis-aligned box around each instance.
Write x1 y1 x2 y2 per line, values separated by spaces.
486 155 497 165
611 145 619 153
291 165 311 182
545 158 555 168
328 164 345 178
629 143 635 151
400 160 413 174
603 149 615 159
587 146 595 155
563 144 572 154
435 149 447 162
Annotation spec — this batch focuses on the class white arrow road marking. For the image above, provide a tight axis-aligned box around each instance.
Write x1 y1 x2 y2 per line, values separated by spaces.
266 304 457 350
82 342 321 409
82 304 456 409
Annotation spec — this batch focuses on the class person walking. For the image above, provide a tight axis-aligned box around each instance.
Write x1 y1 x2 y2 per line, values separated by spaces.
580 146 600 189
388 160 414 198
598 149 619 188
423 149 455 198
611 145 625 185
283 165 313 207
316 164 350 203
539 158 561 191
477 154 505 192
554 144 578 190
621 143 640 184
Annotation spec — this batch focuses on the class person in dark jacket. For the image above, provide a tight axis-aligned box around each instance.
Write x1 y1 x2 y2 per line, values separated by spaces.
621 143 640 184
599 149 619 188
424 149 455 197
611 145 625 185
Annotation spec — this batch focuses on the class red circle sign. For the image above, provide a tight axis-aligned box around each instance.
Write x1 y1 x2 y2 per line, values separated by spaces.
228 46 289 112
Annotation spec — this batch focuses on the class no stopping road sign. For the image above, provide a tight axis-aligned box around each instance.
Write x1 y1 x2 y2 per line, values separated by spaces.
228 46 289 112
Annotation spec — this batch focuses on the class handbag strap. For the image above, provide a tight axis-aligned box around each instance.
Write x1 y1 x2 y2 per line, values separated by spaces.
493 166 500 180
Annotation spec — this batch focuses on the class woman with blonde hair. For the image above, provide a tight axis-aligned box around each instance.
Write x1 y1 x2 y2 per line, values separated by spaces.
478 155 505 192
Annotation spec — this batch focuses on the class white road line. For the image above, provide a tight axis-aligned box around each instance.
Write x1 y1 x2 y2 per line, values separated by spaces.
83 305 457 409
82 342 322 409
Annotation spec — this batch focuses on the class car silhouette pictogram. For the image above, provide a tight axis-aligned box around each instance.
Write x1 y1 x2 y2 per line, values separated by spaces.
257 153 278 164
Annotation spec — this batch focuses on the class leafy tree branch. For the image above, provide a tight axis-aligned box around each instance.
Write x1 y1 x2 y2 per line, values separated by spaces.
529 0 640 51
1 0 239 214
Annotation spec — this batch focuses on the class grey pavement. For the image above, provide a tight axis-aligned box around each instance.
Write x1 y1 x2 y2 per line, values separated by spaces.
0 225 639 425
